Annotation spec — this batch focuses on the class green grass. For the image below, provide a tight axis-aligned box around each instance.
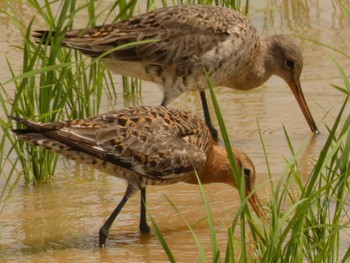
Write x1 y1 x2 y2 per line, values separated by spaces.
149 64 350 262
0 0 251 191
148 2 350 260
0 0 144 183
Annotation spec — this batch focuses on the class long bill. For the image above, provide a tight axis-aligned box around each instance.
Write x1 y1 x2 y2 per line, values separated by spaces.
247 191 267 220
289 80 319 134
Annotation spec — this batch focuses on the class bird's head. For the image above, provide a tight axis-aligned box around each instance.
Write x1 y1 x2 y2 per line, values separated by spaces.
266 35 319 134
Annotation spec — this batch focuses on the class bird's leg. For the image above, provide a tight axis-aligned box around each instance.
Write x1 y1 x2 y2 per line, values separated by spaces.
160 98 168 107
99 185 136 247
139 187 151 233
161 91 219 141
200 91 219 142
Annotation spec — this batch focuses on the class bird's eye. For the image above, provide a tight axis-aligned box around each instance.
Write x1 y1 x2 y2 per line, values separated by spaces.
244 168 251 177
285 59 294 69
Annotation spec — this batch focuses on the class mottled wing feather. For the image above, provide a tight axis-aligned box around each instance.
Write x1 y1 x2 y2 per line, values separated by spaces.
41 6 246 65
60 28 228 66
42 125 206 179
11 107 209 180
101 132 206 178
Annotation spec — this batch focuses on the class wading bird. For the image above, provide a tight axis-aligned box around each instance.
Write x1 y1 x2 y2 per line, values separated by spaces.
10 106 265 247
33 5 319 141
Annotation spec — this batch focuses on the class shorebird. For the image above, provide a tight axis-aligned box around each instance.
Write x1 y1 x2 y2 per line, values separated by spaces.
32 5 319 140
10 106 265 247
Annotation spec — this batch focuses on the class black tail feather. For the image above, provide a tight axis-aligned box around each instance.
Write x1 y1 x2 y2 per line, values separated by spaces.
11 129 35 135
8 116 31 127
32 30 56 44
8 116 48 133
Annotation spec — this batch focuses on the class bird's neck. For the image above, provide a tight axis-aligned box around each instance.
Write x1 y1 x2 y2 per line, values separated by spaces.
246 36 283 89
225 41 273 91
185 146 236 187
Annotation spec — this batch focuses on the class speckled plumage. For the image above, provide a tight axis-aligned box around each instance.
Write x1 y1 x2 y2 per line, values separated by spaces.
33 5 318 135
10 106 266 247
12 107 210 184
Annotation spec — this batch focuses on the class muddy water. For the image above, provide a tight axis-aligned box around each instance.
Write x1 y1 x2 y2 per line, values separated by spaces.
1 0 350 262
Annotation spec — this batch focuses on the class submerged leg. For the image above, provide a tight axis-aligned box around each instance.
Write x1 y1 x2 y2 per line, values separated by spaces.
200 91 218 142
139 187 151 233
99 185 137 247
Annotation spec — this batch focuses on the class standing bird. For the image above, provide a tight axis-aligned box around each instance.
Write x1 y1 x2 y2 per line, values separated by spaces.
33 5 319 141
10 106 265 247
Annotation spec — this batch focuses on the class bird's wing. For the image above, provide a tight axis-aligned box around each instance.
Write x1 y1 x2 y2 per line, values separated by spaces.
11 107 208 180
34 6 247 65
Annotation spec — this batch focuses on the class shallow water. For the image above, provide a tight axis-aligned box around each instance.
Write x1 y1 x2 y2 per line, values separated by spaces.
1 0 350 262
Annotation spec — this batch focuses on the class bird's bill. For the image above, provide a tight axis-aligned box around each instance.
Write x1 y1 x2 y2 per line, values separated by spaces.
247 191 267 220
289 80 319 134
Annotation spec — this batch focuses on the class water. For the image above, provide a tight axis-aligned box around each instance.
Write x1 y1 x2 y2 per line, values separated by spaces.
1 1 349 262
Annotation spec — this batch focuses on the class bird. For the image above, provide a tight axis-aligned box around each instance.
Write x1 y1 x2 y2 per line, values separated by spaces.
10 106 266 247
32 5 319 141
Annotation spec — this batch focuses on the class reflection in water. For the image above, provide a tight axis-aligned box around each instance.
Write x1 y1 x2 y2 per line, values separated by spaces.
296 134 319 179
1 0 349 262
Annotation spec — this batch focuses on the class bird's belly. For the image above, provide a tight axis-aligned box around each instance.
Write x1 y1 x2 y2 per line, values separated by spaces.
145 172 195 186
53 145 141 181
53 143 194 187
102 59 164 84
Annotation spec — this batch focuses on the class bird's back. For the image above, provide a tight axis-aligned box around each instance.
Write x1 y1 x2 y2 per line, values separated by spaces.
11 106 212 184
33 5 259 89
50 6 252 59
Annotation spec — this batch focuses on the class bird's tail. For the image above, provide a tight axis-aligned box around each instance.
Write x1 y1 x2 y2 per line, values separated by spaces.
9 116 122 170
9 116 48 145
10 115 67 131
31 30 56 45
9 116 76 157
31 29 100 56
9 116 47 132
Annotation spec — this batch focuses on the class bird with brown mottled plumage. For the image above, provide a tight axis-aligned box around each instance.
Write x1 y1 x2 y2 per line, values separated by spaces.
10 106 266 247
33 5 319 140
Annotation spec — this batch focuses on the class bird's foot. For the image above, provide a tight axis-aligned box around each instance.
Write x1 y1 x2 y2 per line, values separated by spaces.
140 221 151 233
99 227 109 248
